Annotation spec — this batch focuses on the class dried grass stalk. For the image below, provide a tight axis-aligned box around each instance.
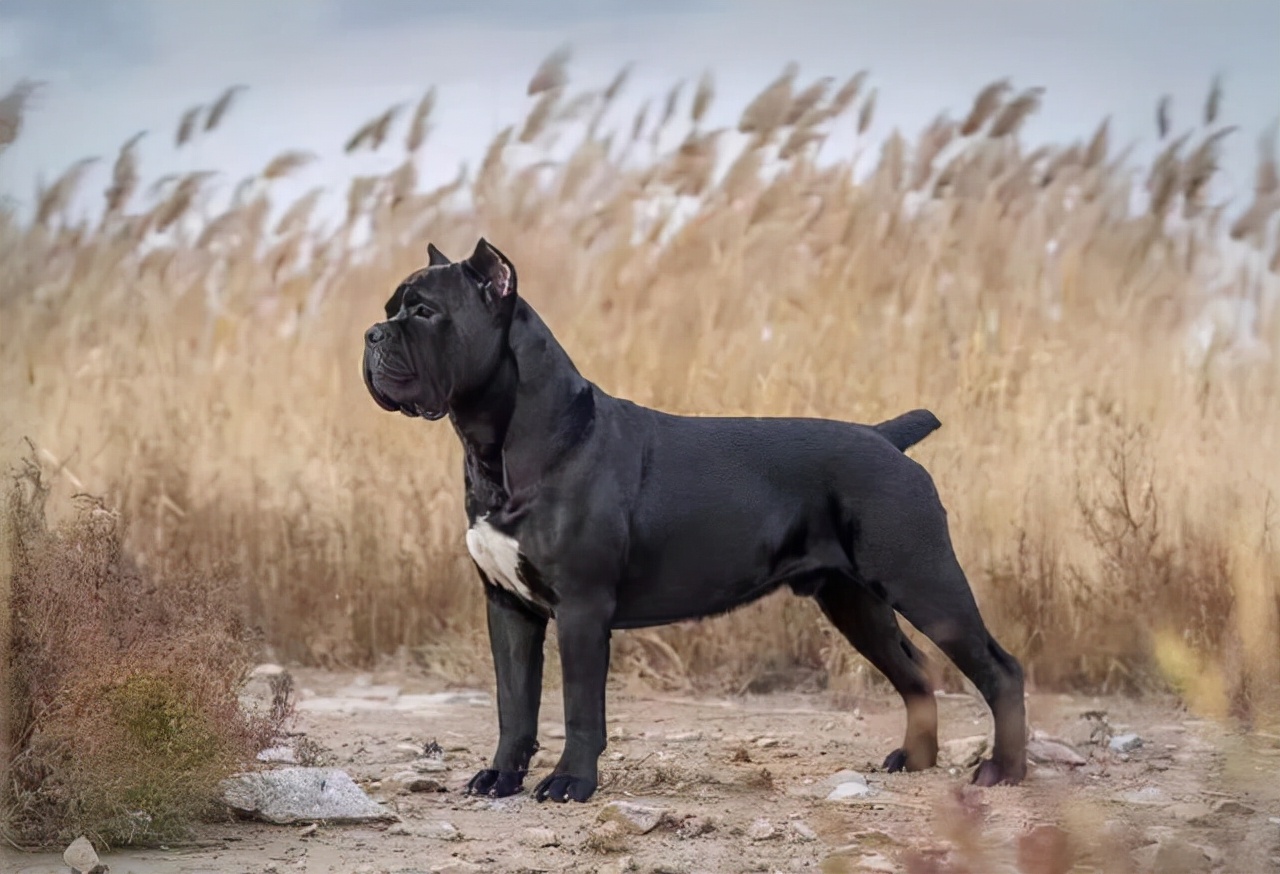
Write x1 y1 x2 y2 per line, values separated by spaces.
988 87 1043 138
829 70 868 117
691 70 715 126
262 150 317 180
520 89 561 144
738 63 797 137
1204 74 1223 126
0 78 42 151
785 77 833 126
105 132 146 216
1084 117 1110 169
961 80 1011 136
405 87 437 153
205 85 247 132
35 158 100 227
176 104 203 147
1157 95 1172 139
528 45 571 96
857 89 877 135
345 104 404 154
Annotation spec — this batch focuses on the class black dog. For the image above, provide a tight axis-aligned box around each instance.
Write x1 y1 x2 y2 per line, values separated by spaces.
362 239 1027 803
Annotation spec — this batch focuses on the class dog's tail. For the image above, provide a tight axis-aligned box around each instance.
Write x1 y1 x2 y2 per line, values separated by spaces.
873 408 942 453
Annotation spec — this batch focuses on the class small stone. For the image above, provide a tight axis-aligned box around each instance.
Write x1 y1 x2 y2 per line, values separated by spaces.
1168 802 1215 825
755 737 779 748
587 820 631 853
790 821 818 842
258 745 299 764
665 730 702 742
63 836 99 874
387 823 412 836
1153 837 1212 874
746 818 776 841
941 735 988 768
827 781 875 801
1027 738 1087 767
676 816 714 839
595 856 636 874
432 862 481 874
597 801 670 835
522 826 560 847
1212 798 1255 816
412 757 448 773
299 823 318 838
1108 733 1143 753
421 820 461 841
1117 786 1167 805
824 769 868 787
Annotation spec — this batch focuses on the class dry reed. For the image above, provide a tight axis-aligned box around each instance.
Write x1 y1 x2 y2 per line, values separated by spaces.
1 64 1277 729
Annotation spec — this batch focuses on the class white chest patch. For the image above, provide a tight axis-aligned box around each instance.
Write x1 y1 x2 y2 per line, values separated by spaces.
465 516 535 602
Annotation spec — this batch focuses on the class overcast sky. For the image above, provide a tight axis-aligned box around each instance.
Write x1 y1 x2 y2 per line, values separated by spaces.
1 0 1277 225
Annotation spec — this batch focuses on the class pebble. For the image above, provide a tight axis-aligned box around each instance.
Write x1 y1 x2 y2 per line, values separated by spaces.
746 818 777 840
941 735 988 767
790 821 818 842
1212 799 1254 816
755 737 779 748
421 820 462 841
665 730 703 742
1109 733 1143 753
521 826 560 847
597 801 670 835
826 781 875 801
63 836 100 874
595 856 636 874
1026 738 1087 766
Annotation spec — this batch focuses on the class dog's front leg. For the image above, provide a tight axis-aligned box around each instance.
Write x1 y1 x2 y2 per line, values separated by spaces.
466 585 547 798
533 597 613 803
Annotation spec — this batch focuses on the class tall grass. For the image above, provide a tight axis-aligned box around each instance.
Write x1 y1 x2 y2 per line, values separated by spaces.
1 56 1278 722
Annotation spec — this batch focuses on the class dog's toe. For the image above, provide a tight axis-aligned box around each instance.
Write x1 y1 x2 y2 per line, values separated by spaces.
882 749 909 773
533 773 597 803
970 758 1024 787
465 768 525 797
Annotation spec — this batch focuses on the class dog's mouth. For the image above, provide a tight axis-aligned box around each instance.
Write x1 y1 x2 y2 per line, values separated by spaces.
404 404 447 421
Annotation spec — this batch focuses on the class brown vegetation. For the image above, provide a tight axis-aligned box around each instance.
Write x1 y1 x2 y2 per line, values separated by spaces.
1 55 1278 734
1 455 282 847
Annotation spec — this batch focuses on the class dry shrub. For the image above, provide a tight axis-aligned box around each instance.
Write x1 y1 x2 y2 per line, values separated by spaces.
1 456 279 848
0 62 1277 722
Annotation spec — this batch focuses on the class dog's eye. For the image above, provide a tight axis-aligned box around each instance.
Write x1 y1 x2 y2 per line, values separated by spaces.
411 303 439 321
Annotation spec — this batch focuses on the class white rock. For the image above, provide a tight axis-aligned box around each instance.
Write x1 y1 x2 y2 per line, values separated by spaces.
826 781 875 801
220 767 397 824
257 745 299 764
665 730 703 742
1109 733 1143 753
522 826 560 847
421 820 461 841
824 769 868 787
597 800 670 834
746 818 776 840
941 735 988 767
790 820 818 842
1027 738 1087 766
63 836 99 874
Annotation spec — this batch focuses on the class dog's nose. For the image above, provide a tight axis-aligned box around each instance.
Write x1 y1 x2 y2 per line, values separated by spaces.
365 324 386 345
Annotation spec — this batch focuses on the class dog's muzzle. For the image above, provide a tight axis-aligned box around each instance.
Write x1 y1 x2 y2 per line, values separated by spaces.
363 324 447 420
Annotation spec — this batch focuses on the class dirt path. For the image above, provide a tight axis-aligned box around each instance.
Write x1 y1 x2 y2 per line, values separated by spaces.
5 666 1278 874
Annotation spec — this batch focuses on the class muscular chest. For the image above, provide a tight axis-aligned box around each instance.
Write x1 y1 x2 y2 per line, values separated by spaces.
465 515 553 611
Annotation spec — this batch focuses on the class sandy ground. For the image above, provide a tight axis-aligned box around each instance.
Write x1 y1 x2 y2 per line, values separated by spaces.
4 665 1279 874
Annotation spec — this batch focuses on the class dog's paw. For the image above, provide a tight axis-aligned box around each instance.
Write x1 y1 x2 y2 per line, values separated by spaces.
532 772 597 803
465 768 526 797
882 748 909 773
970 758 1025 787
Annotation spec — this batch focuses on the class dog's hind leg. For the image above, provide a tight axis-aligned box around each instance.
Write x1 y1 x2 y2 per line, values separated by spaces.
864 553 1027 786
816 578 939 773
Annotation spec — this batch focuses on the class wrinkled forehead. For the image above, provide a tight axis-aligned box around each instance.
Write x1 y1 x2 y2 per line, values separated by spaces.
383 263 468 316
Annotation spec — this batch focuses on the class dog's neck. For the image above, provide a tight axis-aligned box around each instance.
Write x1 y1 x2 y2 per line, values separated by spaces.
448 298 595 500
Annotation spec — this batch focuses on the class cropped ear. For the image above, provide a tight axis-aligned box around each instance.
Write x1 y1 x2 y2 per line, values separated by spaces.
465 238 518 303
427 243 451 267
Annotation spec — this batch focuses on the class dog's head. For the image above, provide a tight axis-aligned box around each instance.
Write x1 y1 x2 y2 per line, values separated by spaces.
362 238 519 420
